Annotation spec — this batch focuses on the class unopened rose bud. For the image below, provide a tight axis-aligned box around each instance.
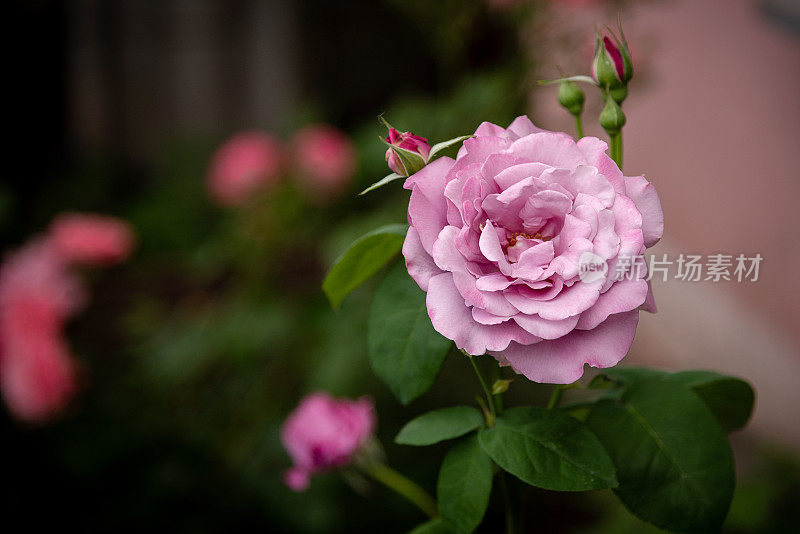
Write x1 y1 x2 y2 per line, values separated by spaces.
599 96 626 136
281 392 376 491
591 27 633 95
557 81 585 116
607 86 628 105
385 128 431 177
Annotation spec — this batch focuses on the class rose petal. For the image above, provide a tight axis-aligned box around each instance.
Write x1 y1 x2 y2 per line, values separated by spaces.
497 310 639 383
493 162 550 191
509 133 587 169
576 136 625 193
575 278 648 330
506 116 548 140
475 272 515 291
427 273 538 354
478 221 513 276
507 277 601 320
512 313 579 340
641 280 658 313
403 227 442 291
624 174 664 247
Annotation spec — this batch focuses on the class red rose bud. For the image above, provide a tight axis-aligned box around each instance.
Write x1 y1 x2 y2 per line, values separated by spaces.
385 128 431 177
591 27 633 90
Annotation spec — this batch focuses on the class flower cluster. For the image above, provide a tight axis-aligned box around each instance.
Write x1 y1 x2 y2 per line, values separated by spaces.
0 213 135 423
207 124 357 206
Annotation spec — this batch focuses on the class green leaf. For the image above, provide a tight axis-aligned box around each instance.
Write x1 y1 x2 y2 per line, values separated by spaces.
322 224 407 308
592 366 667 387
437 436 494 534
408 519 454 534
592 367 756 434
368 262 451 404
586 377 735 533
537 74 598 86
396 406 484 446
666 370 755 433
359 172 405 195
428 135 473 159
478 407 617 491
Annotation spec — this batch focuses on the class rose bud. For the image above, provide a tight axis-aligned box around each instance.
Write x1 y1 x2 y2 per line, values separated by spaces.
591 27 633 92
599 96 626 136
557 81 585 117
281 392 376 491
385 128 431 177
49 213 136 267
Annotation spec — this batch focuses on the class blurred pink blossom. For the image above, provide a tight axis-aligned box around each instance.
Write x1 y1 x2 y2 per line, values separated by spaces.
292 125 357 198
0 212 135 423
281 392 375 491
0 239 83 422
207 131 285 206
50 213 136 267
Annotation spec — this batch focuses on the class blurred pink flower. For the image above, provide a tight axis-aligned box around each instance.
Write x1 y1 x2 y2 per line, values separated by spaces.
292 125 357 198
207 131 284 206
281 392 375 491
0 239 84 422
385 128 431 176
402 116 663 384
50 213 135 267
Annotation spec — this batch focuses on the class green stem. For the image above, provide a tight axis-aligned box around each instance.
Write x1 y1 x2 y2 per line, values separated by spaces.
608 133 622 169
499 472 518 534
573 114 585 139
364 462 439 519
468 354 497 425
617 129 623 170
546 385 566 410
490 361 505 415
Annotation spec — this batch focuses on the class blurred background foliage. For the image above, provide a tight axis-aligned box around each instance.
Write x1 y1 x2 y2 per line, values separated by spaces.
2 0 799 532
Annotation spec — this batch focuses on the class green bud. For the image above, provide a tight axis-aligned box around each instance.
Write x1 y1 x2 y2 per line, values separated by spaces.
557 81 585 116
607 86 628 105
599 97 626 136
491 379 513 395
591 24 633 90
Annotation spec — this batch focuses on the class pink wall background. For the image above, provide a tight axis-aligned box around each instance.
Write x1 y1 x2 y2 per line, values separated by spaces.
534 0 800 448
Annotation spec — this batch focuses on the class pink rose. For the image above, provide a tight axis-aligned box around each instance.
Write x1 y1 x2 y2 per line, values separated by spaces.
281 392 376 491
49 213 135 267
385 128 431 176
292 125 357 198
402 116 663 383
207 131 284 206
0 239 84 422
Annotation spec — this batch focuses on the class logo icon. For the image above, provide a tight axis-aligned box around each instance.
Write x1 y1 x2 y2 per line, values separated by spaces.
578 251 608 283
